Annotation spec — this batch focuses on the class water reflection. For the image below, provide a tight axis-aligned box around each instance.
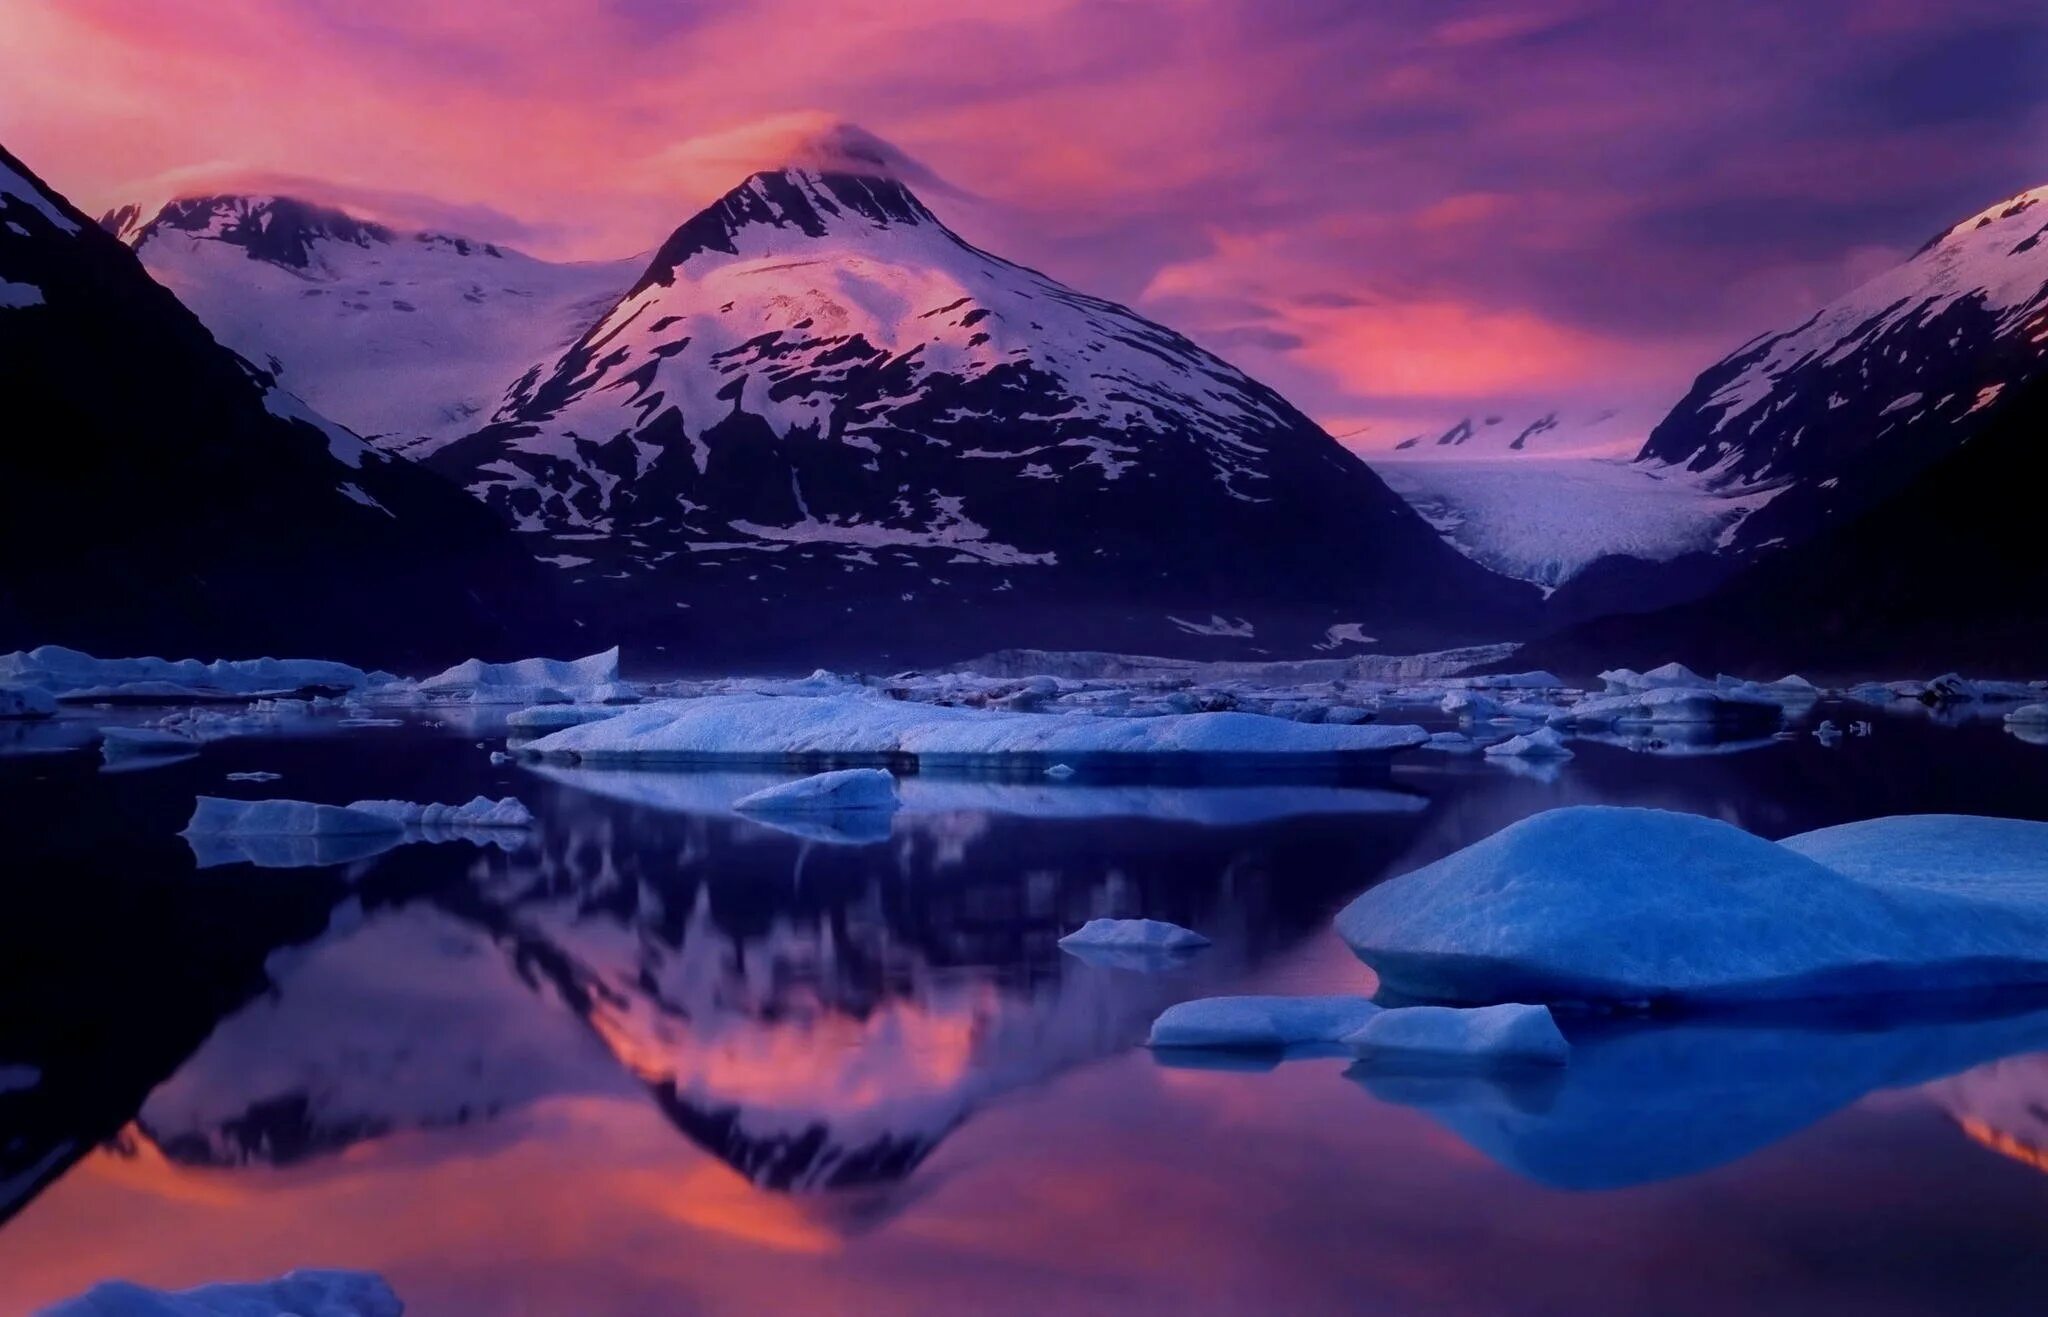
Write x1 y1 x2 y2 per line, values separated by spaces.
7 713 2048 1313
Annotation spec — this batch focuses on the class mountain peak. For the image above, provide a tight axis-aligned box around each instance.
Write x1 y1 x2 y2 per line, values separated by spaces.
629 167 939 298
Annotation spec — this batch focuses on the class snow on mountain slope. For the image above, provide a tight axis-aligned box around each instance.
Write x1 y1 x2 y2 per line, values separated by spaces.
0 141 547 664
1639 182 2048 555
109 194 639 451
433 166 1537 661
1357 408 1769 592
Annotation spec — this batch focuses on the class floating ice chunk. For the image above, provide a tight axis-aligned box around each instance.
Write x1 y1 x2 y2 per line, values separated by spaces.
2005 703 2048 726
506 703 626 731
184 797 402 838
1044 762 1077 780
1444 671 1565 691
1440 690 1500 721
1483 727 1574 759
1148 995 1380 1049
1059 918 1210 952
519 693 1429 767
1346 1003 1569 1067
1600 662 1711 692
1421 731 1479 753
346 796 534 828
732 768 900 814
1813 720 1843 743
224 771 282 782
1336 806 2048 1006
0 684 57 719
40 1267 403 1317
416 647 625 703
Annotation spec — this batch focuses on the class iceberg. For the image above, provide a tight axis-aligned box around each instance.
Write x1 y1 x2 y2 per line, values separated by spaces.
414 647 631 704
518 693 1429 769
1345 1003 1569 1067
1336 806 2048 1005
0 683 57 719
2005 703 2048 726
1059 918 1210 952
0 645 374 701
731 768 900 814
1148 995 1381 1049
345 796 534 828
1482 727 1574 759
39 1268 401 1317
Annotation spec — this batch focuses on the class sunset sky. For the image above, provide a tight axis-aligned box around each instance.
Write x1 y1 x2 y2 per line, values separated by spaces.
4 0 2043 445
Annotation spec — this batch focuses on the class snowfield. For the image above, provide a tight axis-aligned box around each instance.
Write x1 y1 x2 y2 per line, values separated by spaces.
115 193 640 450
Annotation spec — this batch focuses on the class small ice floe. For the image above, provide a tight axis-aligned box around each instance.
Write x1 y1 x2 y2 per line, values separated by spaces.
1148 995 1381 1049
489 750 513 764
1483 727 1574 760
518 693 1428 768
1060 918 1211 971
346 796 534 828
1044 762 1077 780
2005 703 2048 726
0 683 57 719
335 717 403 728
224 771 282 782
39 1267 402 1317
1060 918 1210 952
1345 1003 1569 1068
1813 720 1843 744
185 797 403 839
1336 806 2048 1006
1421 731 1480 754
731 768 900 815
1849 720 1873 737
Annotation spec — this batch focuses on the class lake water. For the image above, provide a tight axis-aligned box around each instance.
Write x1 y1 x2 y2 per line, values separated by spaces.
3 700 2047 1315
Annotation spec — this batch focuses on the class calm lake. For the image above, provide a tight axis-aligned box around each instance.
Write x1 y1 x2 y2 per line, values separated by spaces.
3 699 2047 1315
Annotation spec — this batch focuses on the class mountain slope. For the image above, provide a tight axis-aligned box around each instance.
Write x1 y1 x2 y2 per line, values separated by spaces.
1637 183 2048 556
108 194 638 451
433 168 1538 663
1524 368 2048 678
0 144 548 666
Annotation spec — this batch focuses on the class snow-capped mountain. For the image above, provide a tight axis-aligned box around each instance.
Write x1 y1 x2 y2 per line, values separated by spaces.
433 167 1537 662
0 142 546 664
1525 359 2046 677
1357 407 1769 595
106 193 639 451
1638 183 2048 556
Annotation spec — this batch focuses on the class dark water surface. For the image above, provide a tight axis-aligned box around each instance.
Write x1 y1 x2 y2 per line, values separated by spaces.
3 702 2048 1315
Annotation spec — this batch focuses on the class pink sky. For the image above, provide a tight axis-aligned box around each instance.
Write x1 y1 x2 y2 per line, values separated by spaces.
3 0 2043 444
